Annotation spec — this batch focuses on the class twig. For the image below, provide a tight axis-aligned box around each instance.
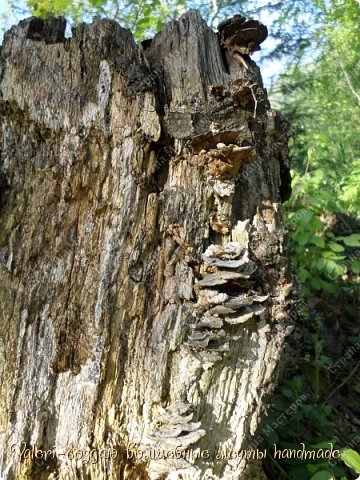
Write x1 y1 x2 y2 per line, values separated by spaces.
250 84 258 118
338 58 360 106
326 363 360 401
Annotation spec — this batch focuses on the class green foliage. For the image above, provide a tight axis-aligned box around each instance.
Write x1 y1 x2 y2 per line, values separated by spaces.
310 470 335 480
285 187 359 296
268 5 360 478
265 3 360 477
340 449 360 475
14 0 189 39
259 319 359 480
27 0 95 20
280 0 360 294
260 317 339 478
18 0 249 39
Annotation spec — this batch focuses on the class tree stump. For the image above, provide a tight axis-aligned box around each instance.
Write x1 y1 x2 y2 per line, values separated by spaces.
0 12 292 480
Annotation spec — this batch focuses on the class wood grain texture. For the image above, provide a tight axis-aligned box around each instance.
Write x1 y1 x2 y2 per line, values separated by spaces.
0 12 292 480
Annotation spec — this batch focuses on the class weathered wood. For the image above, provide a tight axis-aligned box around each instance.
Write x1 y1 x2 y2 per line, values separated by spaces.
0 12 292 480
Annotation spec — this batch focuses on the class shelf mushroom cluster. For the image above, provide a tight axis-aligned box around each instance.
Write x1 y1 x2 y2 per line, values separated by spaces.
144 401 205 451
186 241 268 359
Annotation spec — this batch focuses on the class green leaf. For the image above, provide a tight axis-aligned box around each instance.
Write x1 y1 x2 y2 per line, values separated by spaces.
311 236 325 248
329 242 345 252
309 216 323 231
307 462 331 473
89 0 107 6
321 250 340 258
298 209 315 225
311 277 322 290
340 449 360 474
296 232 312 246
322 258 344 277
351 259 360 274
298 269 311 282
53 0 71 11
320 279 337 293
310 440 336 449
310 471 334 480
341 234 360 247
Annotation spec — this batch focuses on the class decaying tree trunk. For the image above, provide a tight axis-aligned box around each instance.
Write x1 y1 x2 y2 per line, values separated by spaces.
0 12 292 480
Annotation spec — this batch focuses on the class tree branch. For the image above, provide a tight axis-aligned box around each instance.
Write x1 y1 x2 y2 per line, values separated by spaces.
339 58 360 107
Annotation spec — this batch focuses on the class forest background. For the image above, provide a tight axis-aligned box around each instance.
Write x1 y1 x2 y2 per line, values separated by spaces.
1 1 359 479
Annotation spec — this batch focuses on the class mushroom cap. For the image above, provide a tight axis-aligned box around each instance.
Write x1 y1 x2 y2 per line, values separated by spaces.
218 15 268 54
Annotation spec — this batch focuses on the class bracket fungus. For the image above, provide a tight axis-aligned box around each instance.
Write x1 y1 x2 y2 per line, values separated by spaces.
186 241 269 360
